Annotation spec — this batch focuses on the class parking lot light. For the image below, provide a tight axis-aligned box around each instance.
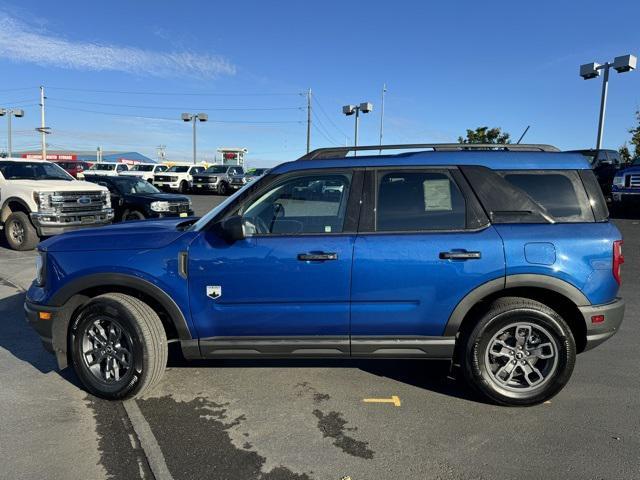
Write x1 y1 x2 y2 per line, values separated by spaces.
0 108 25 157
182 112 208 164
579 54 636 149
342 101 373 156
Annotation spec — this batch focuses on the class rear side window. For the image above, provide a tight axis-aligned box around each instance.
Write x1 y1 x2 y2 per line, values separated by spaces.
498 170 594 222
376 170 466 231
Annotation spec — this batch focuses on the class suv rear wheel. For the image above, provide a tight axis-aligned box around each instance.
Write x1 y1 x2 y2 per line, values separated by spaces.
70 293 167 400
461 297 576 406
4 211 39 251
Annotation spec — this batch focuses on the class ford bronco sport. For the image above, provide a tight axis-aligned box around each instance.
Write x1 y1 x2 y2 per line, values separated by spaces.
0 159 113 250
25 144 625 406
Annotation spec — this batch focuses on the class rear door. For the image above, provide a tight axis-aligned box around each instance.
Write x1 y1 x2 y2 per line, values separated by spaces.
350 167 505 356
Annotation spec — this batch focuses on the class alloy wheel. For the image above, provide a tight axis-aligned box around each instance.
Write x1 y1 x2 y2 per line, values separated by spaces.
81 317 134 384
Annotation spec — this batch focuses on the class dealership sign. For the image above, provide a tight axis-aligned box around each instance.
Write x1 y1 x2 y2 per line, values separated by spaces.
22 154 77 161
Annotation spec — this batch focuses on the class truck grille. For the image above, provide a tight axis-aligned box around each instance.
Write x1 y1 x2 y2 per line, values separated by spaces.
52 191 106 213
628 174 640 188
193 176 214 183
168 203 191 213
155 175 177 182
231 178 244 185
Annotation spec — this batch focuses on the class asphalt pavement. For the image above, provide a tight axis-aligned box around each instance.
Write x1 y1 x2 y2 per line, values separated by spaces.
0 194 638 480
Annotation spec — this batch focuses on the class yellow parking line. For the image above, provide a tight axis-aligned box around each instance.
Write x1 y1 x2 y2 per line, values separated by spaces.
362 395 401 407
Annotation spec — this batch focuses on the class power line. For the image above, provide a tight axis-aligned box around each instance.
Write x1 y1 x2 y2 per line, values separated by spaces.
47 86 300 96
47 97 304 111
311 110 341 145
312 94 349 138
47 105 303 124
0 86 38 92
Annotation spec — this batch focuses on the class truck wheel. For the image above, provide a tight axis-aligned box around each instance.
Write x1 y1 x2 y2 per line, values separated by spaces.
70 293 167 400
461 297 575 406
218 182 228 196
4 211 39 251
122 209 146 221
179 180 189 193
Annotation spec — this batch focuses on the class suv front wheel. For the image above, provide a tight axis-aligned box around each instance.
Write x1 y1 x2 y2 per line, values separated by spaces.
70 293 167 400
461 297 576 406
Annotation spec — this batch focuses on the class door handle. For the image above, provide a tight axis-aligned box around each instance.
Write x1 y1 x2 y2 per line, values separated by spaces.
297 252 338 261
439 251 482 260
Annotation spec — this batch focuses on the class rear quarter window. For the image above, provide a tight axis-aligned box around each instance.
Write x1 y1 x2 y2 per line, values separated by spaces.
498 170 594 222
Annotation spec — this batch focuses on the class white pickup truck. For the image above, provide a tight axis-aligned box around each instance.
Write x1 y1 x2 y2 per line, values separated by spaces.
0 158 113 250
78 162 129 180
120 163 168 183
153 164 205 193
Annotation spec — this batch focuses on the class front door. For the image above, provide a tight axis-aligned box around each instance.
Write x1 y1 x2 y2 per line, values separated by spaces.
350 168 505 356
188 169 360 357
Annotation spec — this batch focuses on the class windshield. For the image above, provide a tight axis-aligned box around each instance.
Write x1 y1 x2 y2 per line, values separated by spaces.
205 166 228 174
129 165 154 172
112 177 160 194
0 161 74 181
167 166 189 173
89 163 116 171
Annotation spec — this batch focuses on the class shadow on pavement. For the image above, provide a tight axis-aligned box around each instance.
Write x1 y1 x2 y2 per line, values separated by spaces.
167 345 481 403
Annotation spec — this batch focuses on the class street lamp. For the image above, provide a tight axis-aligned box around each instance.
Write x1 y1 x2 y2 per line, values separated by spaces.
342 102 373 156
579 54 636 150
0 108 24 158
181 112 208 164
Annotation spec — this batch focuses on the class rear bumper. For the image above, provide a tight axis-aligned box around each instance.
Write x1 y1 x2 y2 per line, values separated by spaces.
579 297 625 351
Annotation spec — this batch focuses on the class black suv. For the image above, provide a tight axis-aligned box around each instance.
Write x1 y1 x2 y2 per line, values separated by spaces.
87 175 193 221
568 149 623 198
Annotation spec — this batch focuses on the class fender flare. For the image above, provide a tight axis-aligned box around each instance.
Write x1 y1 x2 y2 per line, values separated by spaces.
1 197 33 220
443 274 590 336
49 273 192 341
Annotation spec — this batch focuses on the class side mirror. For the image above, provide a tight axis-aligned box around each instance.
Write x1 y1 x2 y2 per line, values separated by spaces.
217 215 245 242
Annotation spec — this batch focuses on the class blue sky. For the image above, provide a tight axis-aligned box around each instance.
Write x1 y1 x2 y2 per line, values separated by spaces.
0 0 638 166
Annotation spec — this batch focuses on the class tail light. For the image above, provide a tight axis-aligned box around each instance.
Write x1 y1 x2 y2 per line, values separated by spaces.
613 240 624 285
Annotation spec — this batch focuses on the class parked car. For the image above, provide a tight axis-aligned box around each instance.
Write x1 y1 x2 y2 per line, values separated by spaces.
53 160 93 179
120 163 168 183
192 165 245 195
153 164 205 193
25 144 624 406
567 149 622 198
0 158 113 250
611 157 640 207
244 167 269 184
86 175 194 222
79 162 129 180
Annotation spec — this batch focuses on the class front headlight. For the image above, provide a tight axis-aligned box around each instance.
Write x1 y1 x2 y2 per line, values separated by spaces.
150 201 171 212
613 174 625 187
101 190 111 208
35 251 46 287
33 192 55 213
241 177 248 183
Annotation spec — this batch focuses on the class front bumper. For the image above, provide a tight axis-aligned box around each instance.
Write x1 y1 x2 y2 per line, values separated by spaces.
193 182 220 191
31 210 114 236
611 190 640 203
579 297 625 351
24 300 61 354
155 182 181 190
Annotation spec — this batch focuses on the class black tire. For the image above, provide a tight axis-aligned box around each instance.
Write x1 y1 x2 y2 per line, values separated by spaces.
461 297 576 406
70 293 167 400
218 182 228 196
4 211 39 251
121 209 146 222
179 180 189 193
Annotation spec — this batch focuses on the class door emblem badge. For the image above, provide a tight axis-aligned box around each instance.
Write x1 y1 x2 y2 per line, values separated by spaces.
206 286 222 299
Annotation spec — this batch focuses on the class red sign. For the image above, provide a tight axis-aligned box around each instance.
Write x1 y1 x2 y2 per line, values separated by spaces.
223 152 238 160
23 154 78 161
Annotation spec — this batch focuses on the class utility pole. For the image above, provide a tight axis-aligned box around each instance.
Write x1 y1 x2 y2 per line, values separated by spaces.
379 83 386 153
39 86 47 160
306 88 312 153
156 144 166 162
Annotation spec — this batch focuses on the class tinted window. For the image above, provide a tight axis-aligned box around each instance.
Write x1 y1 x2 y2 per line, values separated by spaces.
243 173 352 234
205 166 228 174
376 171 466 231
167 166 188 173
499 170 594 222
155 165 167 172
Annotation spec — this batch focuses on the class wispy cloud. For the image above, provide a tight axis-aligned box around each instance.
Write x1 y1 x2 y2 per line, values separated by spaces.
0 12 236 79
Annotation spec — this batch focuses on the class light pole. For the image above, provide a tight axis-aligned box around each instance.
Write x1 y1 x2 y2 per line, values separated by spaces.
580 54 636 150
342 102 373 156
181 112 208 164
0 108 24 158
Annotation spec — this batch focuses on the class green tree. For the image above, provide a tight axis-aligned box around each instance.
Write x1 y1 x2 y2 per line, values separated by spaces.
619 144 632 164
458 126 510 144
629 110 640 160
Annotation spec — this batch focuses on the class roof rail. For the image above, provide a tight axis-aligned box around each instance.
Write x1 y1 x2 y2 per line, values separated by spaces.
298 143 560 160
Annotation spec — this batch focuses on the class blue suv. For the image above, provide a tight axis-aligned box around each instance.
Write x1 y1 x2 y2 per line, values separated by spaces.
25 144 625 406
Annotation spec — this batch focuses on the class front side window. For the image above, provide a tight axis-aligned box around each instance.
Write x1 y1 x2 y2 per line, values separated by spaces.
243 173 352 235
90 163 116 171
167 166 189 173
376 170 466 231
205 166 228 174
155 165 167 172
499 170 594 222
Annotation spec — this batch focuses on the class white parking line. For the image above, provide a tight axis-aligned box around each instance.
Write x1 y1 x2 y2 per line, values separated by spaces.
123 399 174 480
